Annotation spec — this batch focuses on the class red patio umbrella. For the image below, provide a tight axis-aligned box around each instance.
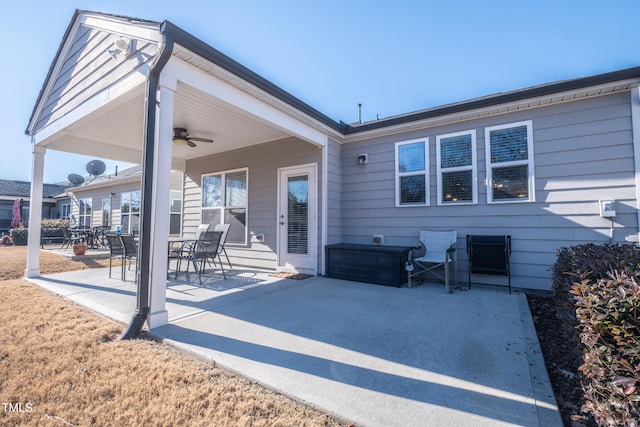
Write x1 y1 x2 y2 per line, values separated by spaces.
11 199 22 228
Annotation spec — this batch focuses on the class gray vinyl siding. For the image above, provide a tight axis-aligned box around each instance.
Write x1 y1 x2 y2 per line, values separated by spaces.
68 172 181 230
183 137 322 271
34 25 157 133
340 92 637 291
70 183 140 229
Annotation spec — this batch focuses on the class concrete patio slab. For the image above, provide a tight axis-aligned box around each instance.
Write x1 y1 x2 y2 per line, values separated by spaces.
27 268 562 427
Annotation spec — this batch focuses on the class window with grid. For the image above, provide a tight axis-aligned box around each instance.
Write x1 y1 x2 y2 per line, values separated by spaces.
101 198 110 226
59 202 71 219
485 121 534 203
120 191 140 233
202 168 248 244
169 190 182 235
78 197 92 228
395 139 429 206
436 130 477 204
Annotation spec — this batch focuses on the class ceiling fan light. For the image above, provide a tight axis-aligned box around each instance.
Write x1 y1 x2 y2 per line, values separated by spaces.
172 137 189 146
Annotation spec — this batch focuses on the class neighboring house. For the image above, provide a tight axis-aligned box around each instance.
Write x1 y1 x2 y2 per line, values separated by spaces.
23 10 640 327
64 165 183 235
0 179 69 234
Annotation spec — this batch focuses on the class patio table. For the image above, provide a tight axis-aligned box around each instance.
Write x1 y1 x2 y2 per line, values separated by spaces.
69 227 91 245
167 237 198 279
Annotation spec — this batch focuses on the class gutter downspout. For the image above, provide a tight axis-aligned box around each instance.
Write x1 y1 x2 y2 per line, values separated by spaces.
121 22 174 340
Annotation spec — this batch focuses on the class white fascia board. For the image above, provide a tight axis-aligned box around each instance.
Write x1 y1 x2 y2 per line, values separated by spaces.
163 57 327 147
69 176 141 194
27 14 159 136
43 135 141 164
343 79 640 143
82 15 160 43
31 73 147 146
27 17 85 136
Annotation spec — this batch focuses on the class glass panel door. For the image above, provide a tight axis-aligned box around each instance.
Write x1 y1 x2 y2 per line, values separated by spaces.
287 175 309 255
277 164 317 273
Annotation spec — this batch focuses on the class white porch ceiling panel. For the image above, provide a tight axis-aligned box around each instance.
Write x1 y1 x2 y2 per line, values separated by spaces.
34 36 331 165
46 68 301 164
171 82 291 160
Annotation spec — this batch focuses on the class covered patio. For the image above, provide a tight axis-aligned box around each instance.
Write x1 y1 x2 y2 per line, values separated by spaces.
26 266 561 426
25 11 343 330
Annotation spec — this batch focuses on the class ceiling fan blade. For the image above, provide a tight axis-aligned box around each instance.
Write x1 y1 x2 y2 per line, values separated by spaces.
187 140 197 147
188 137 213 143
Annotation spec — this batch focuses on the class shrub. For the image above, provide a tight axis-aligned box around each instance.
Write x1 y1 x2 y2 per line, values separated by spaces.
41 219 69 229
552 244 640 363
552 243 640 425
570 271 640 425
10 219 71 246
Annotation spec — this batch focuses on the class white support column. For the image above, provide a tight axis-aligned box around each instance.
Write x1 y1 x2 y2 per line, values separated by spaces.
631 87 640 242
25 145 46 278
147 75 176 329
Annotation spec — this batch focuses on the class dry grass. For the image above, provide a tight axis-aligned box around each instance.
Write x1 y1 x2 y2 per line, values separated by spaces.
0 246 120 281
0 246 347 426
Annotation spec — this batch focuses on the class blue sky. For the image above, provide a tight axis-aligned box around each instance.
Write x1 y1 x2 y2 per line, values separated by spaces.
2 0 639 183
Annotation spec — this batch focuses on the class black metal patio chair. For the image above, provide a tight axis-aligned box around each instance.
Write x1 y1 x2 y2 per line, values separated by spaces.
105 233 125 280
466 234 512 294
120 234 138 283
191 230 225 285
172 224 211 279
60 227 73 249
213 223 232 268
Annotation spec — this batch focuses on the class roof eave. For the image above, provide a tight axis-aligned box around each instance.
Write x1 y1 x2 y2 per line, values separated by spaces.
163 21 351 135
348 66 640 134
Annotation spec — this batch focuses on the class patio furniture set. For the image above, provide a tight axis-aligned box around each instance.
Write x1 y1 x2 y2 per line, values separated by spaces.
59 226 113 250
105 233 139 282
99 224 509 292
167 223 232 285
327 230 512 293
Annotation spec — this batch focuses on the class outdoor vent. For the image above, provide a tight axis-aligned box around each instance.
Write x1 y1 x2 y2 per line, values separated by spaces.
372 235 384 245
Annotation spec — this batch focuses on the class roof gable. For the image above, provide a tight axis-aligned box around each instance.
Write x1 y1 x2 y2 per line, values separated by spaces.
26 10 160 136
26 10 640 145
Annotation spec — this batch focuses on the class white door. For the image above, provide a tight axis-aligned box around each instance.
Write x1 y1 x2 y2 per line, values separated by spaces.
277 164 317 273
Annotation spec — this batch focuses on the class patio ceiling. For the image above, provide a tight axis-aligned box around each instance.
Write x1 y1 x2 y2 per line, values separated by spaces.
39 78 294 166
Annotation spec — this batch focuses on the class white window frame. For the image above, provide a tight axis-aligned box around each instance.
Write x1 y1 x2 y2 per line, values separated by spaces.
59 202 71 219
201 167 249 245
436 130 477 205
485 120 535 204
120 191 141 234
77 197 92 228
169 190 182 236
395 138 430 207
101 198 110 226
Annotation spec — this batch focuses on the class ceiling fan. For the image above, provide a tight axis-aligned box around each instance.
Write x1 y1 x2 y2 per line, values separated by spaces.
172 127 213 147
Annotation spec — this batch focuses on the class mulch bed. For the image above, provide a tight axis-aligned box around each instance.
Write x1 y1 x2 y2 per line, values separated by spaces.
527 294 596 427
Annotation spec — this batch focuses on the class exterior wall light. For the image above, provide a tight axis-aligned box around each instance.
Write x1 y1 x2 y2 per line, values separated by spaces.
107 37 131 59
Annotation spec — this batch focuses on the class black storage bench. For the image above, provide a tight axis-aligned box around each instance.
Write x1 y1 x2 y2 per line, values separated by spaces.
325 244 411 287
